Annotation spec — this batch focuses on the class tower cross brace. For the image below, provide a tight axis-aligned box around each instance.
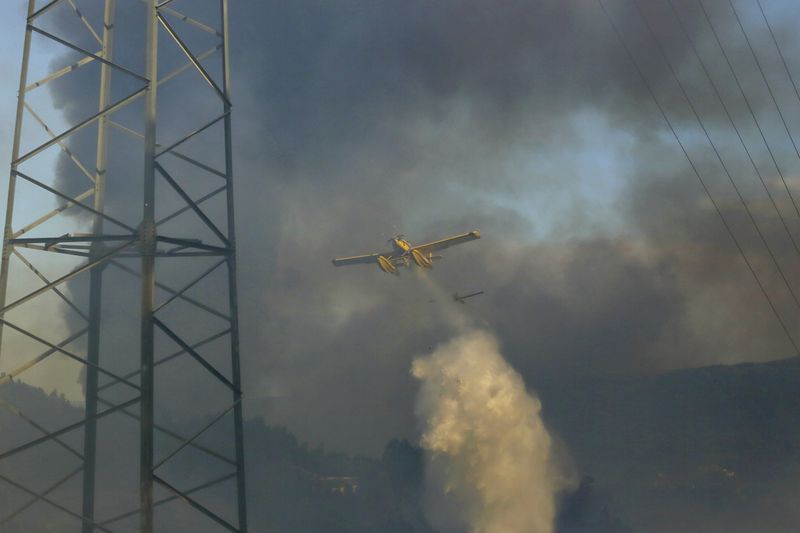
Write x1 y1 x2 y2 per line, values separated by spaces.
0 1 248 531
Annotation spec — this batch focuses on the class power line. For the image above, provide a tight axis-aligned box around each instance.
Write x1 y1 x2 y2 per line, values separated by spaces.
756 0 800 130
696 0 800 222
667 0 800 261
727 0 800 165
634 0 800 314
596 0 799 354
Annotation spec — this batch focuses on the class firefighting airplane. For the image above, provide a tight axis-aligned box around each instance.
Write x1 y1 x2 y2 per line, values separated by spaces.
332 230 480 274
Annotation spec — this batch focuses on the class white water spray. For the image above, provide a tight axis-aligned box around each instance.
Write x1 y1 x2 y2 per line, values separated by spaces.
412 328 571 533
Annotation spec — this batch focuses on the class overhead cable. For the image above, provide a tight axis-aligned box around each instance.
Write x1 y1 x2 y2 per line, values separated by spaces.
634 0 800 314
756 0 800 138
696 0 800 222
727 0 800 165
596 0 800 354
667 0 800 258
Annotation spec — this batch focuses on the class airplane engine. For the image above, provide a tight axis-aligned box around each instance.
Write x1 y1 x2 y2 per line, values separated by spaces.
411 249 432 268
377 255 397 274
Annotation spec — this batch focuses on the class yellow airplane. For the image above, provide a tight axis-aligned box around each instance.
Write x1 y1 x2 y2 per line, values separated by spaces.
332 230 480 274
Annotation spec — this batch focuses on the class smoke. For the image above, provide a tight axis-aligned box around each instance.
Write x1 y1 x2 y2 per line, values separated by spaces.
28 0 800 455
412 328 574 533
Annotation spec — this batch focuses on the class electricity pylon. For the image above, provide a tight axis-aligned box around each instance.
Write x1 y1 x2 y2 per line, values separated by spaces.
0 1 247 531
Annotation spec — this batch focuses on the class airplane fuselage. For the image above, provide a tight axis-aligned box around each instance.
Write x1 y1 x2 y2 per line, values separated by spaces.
391 237 413 253
388 237 434 270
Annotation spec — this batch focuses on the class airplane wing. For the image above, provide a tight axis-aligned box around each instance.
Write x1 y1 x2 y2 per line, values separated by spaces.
412 230 480 254
332 251 394 266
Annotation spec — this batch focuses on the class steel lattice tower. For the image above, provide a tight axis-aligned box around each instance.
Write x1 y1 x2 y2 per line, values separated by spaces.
0 1 247 531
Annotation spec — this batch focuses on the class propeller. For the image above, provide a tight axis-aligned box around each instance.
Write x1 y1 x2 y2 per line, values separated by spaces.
385 224 403 242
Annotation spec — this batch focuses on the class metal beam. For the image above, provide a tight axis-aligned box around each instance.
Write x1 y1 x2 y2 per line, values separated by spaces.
160 6 222 36
110 122 228 183
12 248 89 322
9 235 134 245
66 0 103 45
157 184 227 227
0 397 84 460
153 475 239 532
157 236 229 255
109 259 231 321
96 395 236 467
96 328 231 393
0 238 135 315
0 319 141 392
154 402 237 470
153 317 238 392
25 54 98 92
155 113 227 158
0 0 36 365
141 2 159 529
28 0 64 21
83 3 116 528
28 26 148 84
154 250 229 257
14 86 147 166
153 258 226 313
24 103 96 183
155 162 229 245
0 472 114 533
136 0 222 37
99 472 237 526
12 188 94 239
168 151 228 180
156 14 229 105
0 396 140 462
222 0 249 527
13 171 135 233
0 328 88 386
77 44 221 121
9 244 91 257
0 466 83 526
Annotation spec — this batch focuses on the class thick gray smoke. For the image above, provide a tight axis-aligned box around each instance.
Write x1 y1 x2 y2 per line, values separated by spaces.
35 0 800 455
5 0 800 529
413 329 573 533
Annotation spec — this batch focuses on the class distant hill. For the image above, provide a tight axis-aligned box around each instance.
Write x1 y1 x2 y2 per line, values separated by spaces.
1 357 799 531
539 357 800 533
0 379 433 532
243 424 433 532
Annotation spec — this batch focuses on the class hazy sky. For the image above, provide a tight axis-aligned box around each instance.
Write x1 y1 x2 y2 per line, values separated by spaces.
4 0 800 458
